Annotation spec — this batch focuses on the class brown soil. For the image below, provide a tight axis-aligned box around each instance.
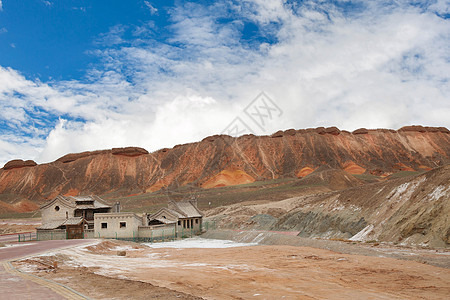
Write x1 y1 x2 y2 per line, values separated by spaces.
14 240 450 300
202 169 255 188
84 239 145 254
130 246 450 300
37 268 201 300
0 223 37 234
0 200 39 214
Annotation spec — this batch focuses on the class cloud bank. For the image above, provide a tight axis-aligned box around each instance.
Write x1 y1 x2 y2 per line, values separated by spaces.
0 0 449 166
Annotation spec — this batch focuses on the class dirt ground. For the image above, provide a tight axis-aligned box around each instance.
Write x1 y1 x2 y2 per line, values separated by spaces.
13 239 450 300
0 218 40 234
37 268 201 300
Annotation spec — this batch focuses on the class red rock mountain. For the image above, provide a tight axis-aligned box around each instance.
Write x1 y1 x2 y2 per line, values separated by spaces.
1 126 449 208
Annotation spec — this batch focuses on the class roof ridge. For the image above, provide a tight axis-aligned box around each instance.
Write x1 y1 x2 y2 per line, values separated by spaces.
168 200 188 217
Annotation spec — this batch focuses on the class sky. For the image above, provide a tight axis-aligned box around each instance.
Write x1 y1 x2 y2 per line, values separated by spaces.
0 0 449 166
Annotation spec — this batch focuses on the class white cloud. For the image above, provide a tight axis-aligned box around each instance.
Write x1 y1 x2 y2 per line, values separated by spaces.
95 25 127 47
144 1 158 15
0 1 3 11
429 0 450 15
1 0 449 167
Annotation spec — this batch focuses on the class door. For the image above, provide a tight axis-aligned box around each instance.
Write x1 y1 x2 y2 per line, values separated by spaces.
67 225 83 239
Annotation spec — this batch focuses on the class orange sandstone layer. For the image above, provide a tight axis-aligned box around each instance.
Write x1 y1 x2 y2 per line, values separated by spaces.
0 126 449 204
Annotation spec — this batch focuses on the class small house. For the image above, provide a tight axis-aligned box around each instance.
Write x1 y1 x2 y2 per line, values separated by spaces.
147 199 203 232
94 212 143 239
37 216 86 239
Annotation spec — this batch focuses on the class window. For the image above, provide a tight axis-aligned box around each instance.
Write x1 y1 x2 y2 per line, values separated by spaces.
120 222 126 228
178 220 181 226
55 206 60 211
101 222 107 229
195 219 199 224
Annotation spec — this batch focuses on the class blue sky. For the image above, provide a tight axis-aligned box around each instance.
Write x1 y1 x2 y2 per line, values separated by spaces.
0 0 449 166
0 1 175 80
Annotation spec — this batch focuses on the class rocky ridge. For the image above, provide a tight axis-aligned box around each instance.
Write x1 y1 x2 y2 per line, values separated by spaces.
0 126 449 208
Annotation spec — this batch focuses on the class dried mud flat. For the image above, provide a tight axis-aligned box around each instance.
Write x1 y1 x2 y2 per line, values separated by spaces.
13 239 450 300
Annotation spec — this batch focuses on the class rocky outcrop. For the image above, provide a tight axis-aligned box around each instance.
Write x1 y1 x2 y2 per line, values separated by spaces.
3 159 37 170
56 150 110 163
352 128 369 134
324 126 340 135
398 125 450 133
112 147 148 156
55 147 149 163
271 130 284 138
0 126 449 205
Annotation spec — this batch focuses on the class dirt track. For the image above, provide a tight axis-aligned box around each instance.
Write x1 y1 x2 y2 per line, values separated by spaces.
14 240 450 300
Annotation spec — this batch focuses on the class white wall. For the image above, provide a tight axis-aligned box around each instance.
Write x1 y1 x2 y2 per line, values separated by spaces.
41 201 74 224
94 213 143 238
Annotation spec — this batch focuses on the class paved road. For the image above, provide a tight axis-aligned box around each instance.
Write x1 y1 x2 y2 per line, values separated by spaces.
0 239 96 299
0 239 95 261
0 263 66 300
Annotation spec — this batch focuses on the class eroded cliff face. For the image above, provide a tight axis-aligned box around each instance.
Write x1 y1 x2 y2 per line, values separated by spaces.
0 126 449 208
207 164 450 247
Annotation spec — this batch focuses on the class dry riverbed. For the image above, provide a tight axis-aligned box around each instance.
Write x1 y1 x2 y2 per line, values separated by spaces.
13 238 450 299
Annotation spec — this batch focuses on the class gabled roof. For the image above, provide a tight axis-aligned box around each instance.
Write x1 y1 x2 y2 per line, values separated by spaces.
40 195 76 210
37 217 84 230
150 207 184 222
174 201 202 218
154 217 177 224
40 195 111 210
168 200 203 218
148 200 202 223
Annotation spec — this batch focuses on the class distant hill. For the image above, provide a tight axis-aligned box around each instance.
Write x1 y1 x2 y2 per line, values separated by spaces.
0 125 449 212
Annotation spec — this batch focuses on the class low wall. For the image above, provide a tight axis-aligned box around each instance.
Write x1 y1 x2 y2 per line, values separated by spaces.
35 224 202 242
36 229 95 240
84 229 94 239
36 229 67 240
138 224 177 242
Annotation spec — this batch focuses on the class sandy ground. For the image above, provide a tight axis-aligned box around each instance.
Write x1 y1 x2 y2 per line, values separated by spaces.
13 239 450 300
0 218 40 236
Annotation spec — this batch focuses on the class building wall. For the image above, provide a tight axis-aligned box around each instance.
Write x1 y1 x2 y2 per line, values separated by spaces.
94 213 143 238
179 217 202 232
138 224 177 239
84 229 95 239
41 202 74 224
36 229 95 240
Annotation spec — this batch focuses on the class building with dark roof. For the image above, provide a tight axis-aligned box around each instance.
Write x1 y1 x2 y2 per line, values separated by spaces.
148 199 203 231
39 195 112 230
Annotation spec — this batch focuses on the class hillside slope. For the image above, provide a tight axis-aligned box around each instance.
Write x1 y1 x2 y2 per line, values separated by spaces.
0 126 449 209
207 165 450 247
